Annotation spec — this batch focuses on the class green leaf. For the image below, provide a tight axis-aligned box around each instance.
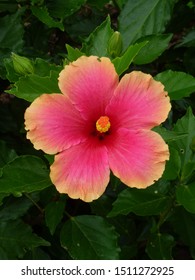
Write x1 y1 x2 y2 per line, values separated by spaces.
7 70 60 102
82 16 114 56
0 8 24 51
0 50 10 79
66 44 84 61
169 207 195 251
163 147 181 180
5 57 62 83
176 30 195 48
24 247 51 260
181 162 195 182
33 58 62 77
112 41 148 75
155 70 195 100
146 233 174 259
108 188 171 217
45 201 65 235
31 6 64 31
0 194 36 222
172 108 195 169
152 126 187 142
44 154 55 165
0 156 51 194
118 0 175 50
134 34 173 65
47 0 86 19
0 220 50 259
0 8 24 78
4 57 20 82
60 215 120 259
64 11 102 43
0 140 17 168
176 183 195 213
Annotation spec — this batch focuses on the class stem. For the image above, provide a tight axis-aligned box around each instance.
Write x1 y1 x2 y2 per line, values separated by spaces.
64 211 72 219
157 195 175 229
158 207 171 229
24 193 43 213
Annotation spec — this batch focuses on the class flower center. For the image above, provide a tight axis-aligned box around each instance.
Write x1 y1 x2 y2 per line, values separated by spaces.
96 116 111 133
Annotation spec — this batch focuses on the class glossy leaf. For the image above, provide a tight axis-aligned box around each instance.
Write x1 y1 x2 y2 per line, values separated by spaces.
108 188 171 217
169 207 195 251
60 215 120 259
146 233 174 259
7 71 60 102
163 147 181 180
45 201 65 235
63 12 102 43
0 194 36 222
176 183 195 213
0 220 50 259
0 140 17 168
33 58 62 77
0 8 24 51
31 6 64 31
82 16 114 56
4 57 20 82
118 0 175 49
134 34 173 64
152 126 187 142
0 156 51 194
155 70 195 100
25 247 51 260
112 41 148 75
1 0 195 261
66 44 84 61
4 56 60 83
173 108 195 168
47 0 86 19
176 30 195 48
181 162 195 182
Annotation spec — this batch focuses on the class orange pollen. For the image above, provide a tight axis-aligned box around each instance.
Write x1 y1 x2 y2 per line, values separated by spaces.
96 116 111 133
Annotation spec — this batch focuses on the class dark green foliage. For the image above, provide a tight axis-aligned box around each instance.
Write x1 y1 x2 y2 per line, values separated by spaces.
0 0 195 260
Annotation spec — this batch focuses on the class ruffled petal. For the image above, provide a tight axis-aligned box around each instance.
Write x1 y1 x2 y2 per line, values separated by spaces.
106 71 171 131
24 94 87 154
58 56 119 121
107 128 169 188
50 140 110 202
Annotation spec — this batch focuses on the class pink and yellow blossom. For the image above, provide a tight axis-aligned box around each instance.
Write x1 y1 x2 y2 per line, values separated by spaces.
24 56 171 202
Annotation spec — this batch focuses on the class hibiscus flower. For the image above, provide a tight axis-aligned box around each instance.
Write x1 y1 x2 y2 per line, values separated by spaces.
24 56 171 202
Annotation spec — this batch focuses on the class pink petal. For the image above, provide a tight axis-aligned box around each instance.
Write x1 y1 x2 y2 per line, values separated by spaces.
106 71 171 131
50 140 110 202
24 94 87 154
58 56 119 121
107 128 169 188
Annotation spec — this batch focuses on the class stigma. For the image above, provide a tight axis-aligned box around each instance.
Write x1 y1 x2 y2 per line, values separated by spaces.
96 116 111 133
